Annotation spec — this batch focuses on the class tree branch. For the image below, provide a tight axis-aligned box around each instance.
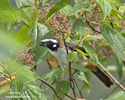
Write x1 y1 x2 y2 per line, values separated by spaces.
38 77 63 100
98 62 125 91
104 79 125 100
86 20 101 33
73 76 83 99
21 19 30 28
56 84 76 100
0 72 9 78
62 34 77 98
46 59 53 69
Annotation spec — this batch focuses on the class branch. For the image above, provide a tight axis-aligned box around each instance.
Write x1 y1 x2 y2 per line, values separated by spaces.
21 19 30 28
56 84 76 100
98 62 125 91
86 20 101 33
104 79 125 100
62 34 77 98
69 62 77 98
38 77 63 100
0 72 9 78
73 76 83 99
46 59 53 69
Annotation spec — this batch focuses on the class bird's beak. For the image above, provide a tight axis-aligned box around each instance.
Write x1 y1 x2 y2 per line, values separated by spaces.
40 40 46 46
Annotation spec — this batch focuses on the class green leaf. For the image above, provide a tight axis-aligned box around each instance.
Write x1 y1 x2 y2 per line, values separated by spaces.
16 22 33 43
100 24 125 60
60 5 74 17
75 70 89 84
23 85 47 100
0 85 10 95
42 0 49 6
15 0 36 21
67 52 78 65
40 68 62 79
96 0 112 19
28 23 51 63
0 33 35 84
115 54 123 78
111 9 125 20
84 44 98 65
77 70 91 93
0 0 10 9
10 79 24 99
28 23 37 47
54 80 70 100
10 79 24 94
0 10 22 25
10 79 47 100
0 32 22 63
8 63 35 83
74 1 93 13
0 66 4 72
40 68 63 85
82 82 90 93
72 19 86 36
15 0 34 8
119 5 125 13
28 23 49 47
46 0 73 18
84 34 104 40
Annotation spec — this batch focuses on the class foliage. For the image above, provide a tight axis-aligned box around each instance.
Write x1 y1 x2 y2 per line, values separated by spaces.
0 0 125 100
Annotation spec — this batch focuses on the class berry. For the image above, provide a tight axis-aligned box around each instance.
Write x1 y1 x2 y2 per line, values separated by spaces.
72 32 76 35
66 20 69 22
70 35 73 39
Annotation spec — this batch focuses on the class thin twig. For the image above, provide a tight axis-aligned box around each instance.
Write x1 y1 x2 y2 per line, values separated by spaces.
21 19 30 28
46 59 52 69
88 21 125 29
0 72 9 78
73 76 83 99
86 20 101 33
62 34 69 54
108 18 114 29
38 77 63 100
104 79 125 100
69 62 76 98
56 84 76 100
69 62 77 98
98 62 125 91
62 34 77 98
89 5 97 21
84 11 101 34
44 14 55 26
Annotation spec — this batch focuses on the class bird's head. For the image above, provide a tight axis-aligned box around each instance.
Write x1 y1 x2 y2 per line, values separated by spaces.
40 39 60 51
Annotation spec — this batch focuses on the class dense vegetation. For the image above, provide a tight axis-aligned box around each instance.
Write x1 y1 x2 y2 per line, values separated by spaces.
0 0 125 100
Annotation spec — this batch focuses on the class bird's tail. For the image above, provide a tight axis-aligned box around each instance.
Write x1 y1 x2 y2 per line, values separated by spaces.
92 67 113 87
86 62 113 87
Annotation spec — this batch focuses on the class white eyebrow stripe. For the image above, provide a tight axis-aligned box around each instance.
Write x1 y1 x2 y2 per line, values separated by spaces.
42 39 58 43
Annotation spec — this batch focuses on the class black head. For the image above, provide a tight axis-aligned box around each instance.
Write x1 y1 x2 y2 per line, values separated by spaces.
40 39 60 51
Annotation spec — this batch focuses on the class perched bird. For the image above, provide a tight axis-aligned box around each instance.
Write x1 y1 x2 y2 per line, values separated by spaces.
40 39 113 87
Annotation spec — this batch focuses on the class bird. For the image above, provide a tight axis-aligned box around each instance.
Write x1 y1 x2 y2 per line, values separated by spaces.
40 39 113 87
